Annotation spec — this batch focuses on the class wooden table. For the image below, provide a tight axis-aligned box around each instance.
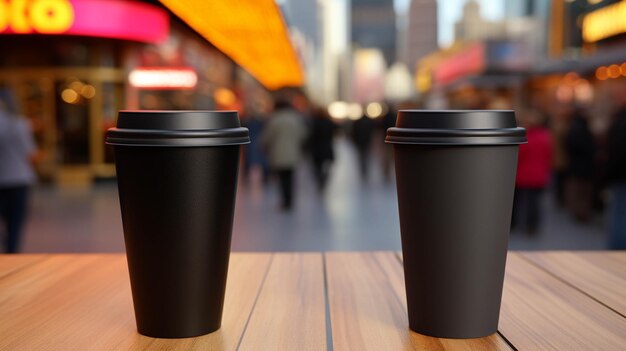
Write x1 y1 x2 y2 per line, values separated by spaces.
0 252 625 350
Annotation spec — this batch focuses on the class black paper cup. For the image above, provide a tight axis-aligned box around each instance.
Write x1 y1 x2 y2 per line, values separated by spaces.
106 110 249 338
386 110 526 339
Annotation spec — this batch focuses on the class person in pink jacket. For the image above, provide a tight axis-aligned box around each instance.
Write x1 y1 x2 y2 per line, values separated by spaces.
512 110 553 235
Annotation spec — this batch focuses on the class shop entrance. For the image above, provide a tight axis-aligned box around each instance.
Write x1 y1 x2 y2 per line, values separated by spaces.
0 67 125 185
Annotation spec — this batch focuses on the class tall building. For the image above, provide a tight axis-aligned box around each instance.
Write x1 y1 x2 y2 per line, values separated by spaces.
453 0 547 59
281 0 352 104
505 0 550 17
505 0 550 57
454 0 505 42
351 0 396 65
322 0 351 103
282 0 321 47
402 0 438 72
281 0 323 103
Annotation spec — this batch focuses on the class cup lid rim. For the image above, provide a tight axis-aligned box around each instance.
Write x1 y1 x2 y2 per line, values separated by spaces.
386 110 527 145
106 110 250 147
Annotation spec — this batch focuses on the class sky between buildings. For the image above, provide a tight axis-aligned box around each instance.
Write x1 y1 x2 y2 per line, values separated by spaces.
276 0 506 50
394 0 505 48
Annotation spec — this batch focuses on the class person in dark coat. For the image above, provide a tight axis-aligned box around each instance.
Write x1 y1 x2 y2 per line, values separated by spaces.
309 108 338 191
380 103 397 182
606 80 626 249
564 109 596 222
351 114 374 181
242 112 269 184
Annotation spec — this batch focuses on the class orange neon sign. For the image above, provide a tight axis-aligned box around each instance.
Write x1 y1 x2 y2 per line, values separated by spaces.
159 0 304 90
0 0 74 34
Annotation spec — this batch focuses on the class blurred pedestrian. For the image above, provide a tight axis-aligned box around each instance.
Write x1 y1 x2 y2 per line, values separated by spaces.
606 80 626 249
380 103 396 182
564 108 596 222
512 111 553 235
351 114 374 181
242 111 269 184
0 89 36 253
261 100 308 211
309 107 338 191
550 106 570 207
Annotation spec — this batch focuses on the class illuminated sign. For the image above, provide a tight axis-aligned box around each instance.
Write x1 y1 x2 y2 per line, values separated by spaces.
159 0 303 90
416 67 432 93
0 0 168 43
583 0 626 42
129 67 198 90
434 43 485 85
0 0 74 33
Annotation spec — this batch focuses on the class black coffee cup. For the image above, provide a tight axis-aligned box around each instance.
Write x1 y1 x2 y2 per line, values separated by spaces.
106 110 249 338
385 110 526 339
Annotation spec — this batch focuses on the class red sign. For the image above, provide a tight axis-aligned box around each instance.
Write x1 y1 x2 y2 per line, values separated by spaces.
0 0 169 43
435 43 485 86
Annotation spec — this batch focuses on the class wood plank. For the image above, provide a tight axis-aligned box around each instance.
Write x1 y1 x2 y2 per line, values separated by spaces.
522 251 626 316
0 253 272 351
0 255 49 279
499 253 626 350
326 252 511 350
238 253 326 351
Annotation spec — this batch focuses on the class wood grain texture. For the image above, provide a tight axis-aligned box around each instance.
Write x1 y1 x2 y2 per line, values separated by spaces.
0 253 272 351
1 252 625 351
0 254 48 279
522 251 626 316
237 253 326 351
326 252 511 351
0 255 134 351
499 253 626 350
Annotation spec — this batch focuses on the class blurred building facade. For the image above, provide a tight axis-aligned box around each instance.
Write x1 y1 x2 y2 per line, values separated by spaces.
414 0 626 139
351 0 396 65
0 0 266 185
281 0 323 103
454 0 505 42
401 0 438 73
281 0 352 104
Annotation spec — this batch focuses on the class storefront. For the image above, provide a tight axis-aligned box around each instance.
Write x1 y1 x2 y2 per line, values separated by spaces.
582 0 626 131
526 0 626 134
417 40 531 110
0 0 239 185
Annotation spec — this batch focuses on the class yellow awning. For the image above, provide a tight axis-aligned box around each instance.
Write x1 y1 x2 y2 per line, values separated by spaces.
159 0 304 90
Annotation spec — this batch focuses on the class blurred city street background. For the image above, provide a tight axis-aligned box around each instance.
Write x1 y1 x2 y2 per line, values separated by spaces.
22 138 607 252
1 0 626 253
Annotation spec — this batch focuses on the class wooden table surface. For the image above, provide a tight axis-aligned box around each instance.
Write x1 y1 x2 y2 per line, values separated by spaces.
0 252 625 350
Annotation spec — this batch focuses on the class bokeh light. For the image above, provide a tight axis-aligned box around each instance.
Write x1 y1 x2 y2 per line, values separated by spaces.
328 101 348 119
80 85 96 99
61 88 80 104
347 103 363 120
607 64 621 79
365 102 383 119
596 66 608 80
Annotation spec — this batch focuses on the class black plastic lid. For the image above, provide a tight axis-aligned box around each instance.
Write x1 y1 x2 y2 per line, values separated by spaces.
385 110 526 145
106 110 250 147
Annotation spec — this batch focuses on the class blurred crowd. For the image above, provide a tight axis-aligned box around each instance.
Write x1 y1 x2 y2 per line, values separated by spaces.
241 91 399 212
239 81 626 251
511 79 626 250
